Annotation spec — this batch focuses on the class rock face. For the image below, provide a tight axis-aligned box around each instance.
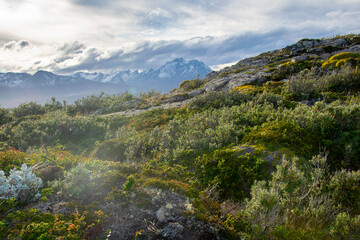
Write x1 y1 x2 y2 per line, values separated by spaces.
159 223 184 239
204 78 231 92
320 38 348 47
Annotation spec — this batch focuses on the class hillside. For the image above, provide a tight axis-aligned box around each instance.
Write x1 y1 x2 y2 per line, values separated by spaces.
0 34 360 239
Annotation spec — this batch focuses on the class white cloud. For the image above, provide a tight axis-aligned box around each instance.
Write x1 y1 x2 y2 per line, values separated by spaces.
211 61 238 71
0 0 359 73
3 40 30 50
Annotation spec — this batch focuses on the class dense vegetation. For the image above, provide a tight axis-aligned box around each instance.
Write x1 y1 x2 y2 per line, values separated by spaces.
1 36 360 239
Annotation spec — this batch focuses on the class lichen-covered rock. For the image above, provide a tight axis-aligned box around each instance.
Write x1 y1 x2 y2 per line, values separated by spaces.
156 206 169 222
320 38 347 47
159 223 184 239
226 72 267 90
166 93 188 103
204 78 231 92
187 89 205 98
301 39 320 48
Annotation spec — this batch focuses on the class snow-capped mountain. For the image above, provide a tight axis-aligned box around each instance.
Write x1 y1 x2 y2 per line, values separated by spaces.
0 71 126 108
0 72 32 88
70 58 212 92
0 58 212 107
0 70 90 88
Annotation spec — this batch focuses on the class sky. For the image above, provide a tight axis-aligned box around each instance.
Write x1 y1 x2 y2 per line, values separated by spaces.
0 0 359 74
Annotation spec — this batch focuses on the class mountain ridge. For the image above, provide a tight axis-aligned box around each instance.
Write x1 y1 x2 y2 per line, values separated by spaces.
0 58 212 107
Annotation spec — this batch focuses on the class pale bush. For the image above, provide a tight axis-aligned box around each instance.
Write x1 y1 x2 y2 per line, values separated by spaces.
0 164 42 202
244 155 334 235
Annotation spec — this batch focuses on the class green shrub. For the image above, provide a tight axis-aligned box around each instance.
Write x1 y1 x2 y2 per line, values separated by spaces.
282 67 321 101
0 148 27 173
8 112 107 152
330 212 360 239
68 91 136 115
2 208 106 240
244 119 310 156
50 160 118 203
272 224 329 240
320 45 340 53
196 147 269 201
44 97 64 113
283 64 360 101
0 107 12 125
188 91 251 110
27 146 84 170
269 60 320 81
139 89 161 99
179 79 204 91
244 155 334 238
328 170 360 213
12 102 45 118
123 175 135 191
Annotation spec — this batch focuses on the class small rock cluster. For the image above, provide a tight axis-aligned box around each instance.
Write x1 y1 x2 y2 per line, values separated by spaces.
100 189 221 240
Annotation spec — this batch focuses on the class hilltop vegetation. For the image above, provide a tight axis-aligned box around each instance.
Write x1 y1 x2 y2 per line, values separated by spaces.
1 34 360 239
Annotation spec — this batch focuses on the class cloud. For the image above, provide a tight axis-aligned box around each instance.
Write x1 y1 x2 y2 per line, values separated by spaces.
57 42 85 55
139 8 181 29
3 40 30 51
51 29 298 74
0 0 359 74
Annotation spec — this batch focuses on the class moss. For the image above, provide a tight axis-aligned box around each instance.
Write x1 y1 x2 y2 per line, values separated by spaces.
320 45 340 53
254 48 291 62
88 139 125 162
217 67 252 78
322 52 360 69
178 78 209 92
232 85 262 95
264 81 285 94
268 60 320 81
352 36 360 45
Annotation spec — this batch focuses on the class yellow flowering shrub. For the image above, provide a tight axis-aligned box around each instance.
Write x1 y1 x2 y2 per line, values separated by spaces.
322 52 360 69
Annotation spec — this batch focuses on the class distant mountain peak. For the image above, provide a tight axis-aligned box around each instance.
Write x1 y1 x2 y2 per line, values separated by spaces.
170 57 187 64
0 57 212 106
33 70 54 77
69 57 212 92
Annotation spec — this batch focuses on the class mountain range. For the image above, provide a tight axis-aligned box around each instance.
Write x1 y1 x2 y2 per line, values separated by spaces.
0 58 212 107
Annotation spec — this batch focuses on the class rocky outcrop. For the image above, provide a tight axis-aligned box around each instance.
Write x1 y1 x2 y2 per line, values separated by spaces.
100 189 221 240
204 78 231 92
165 93 189 103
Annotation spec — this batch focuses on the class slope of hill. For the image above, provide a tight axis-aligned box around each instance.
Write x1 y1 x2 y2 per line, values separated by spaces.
0 34 360 240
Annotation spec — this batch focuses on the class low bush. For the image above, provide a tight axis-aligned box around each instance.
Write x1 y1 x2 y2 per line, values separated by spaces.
179 79 204 91
2 208 106 240
328 170 360 213
244 155 335 238
0 164 42 203
188 91 251 110
12 102 45 118
196 147 269 201
0 107 12 126
50 160 119 203
0 148 27 173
